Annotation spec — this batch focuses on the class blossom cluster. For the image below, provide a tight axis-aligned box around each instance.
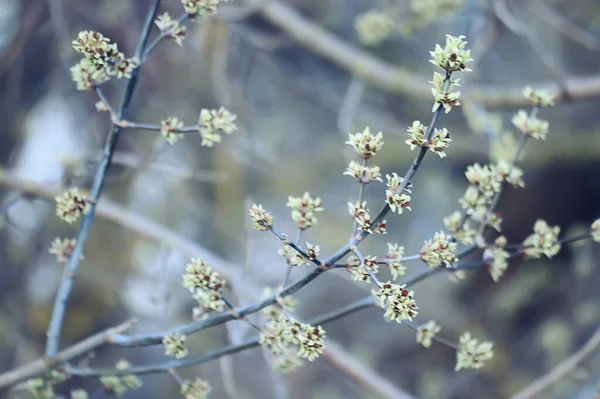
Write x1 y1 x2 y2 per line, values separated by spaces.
182 0 226 17
27 371 67 399
99 360 143 397
181 378 212 399
348 254 379 283
48 237 80 265
455 332 494 371
55 188 91 224
416 320 441 348
483 235 510 281
155 12 186 46
385 173 412 214
592 219 600 242
249 204 274 231
182 258 227 315
429 34 473 72
522 219 561 258
458 160 525 222
70 31 137 90
161 116 184 145
386 243 406 280
259 315 327 363
444 211 475 244
405 120 452 158
163 332 188 359
344 161 382 183
523 86 557 108
198 107 238 146
286 192 323 229
278 242 320 267
512 110 550 140
420 231 457 268
372 282 419 322
354 10 394 46
260 291 305 373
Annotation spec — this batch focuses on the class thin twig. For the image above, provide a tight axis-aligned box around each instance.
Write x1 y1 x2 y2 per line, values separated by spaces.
44 0 163 358
510 326 600 399
66 297 375 377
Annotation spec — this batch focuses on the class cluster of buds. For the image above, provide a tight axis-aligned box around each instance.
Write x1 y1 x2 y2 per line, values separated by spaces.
522 219 561 258
100 360 143 397
354 10 394 46
372 282 419 322
260 291 305 373
181 378 212 399
160 116 184 145
55 188 91 224
346 127 384 159
429 34 473 72
259 317 326 362
198 107 238 147
27 371 67 399
420 231 458 267
455 332 494 371
278 243 320 267
163 332 189 359
348 255 379 283
416 320 441 348
430 72 461 114
348 201 373 232
385 173 412 214
344 161 382 184
155 12 186 46
512 110 549 140
48 237 81 265
182 258 227 314
483 235 510 281
182 0 223 17
70 31 137 90
444 211 476 244
405 121 452 158
286 192 323 229
249 204 274 231
459 161 525 222
592 219 600 242
523 86 557 108
386 243 406 280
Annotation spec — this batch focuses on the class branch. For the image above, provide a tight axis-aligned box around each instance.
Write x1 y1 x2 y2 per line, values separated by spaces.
257 0 600 108
44 0 162 358
510 326 600 399
66 297 375 377
0 320 136 391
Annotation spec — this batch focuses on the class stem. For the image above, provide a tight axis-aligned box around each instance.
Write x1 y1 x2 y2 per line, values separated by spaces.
67 296 376 377
44 0 162 358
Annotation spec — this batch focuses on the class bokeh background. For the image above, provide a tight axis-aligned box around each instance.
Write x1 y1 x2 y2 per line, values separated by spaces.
2 0 600 398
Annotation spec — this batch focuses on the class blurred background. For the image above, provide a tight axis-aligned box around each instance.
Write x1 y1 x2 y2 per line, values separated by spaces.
1 0 600 398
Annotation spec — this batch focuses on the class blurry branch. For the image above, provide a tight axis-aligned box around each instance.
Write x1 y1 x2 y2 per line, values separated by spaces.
492 0 570 98
322 340 417 399
83 150 230 183
527 0 600 50
0 320 136 391
510 325 600 399
0 169 240 280
44 0 162 359
257 0 600 108
0 0 45 78
65 297 375 377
